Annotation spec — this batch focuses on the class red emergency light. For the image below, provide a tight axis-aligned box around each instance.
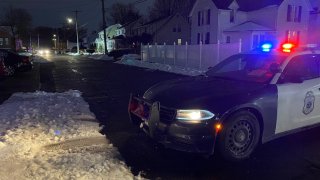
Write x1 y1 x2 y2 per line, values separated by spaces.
282 43 295 53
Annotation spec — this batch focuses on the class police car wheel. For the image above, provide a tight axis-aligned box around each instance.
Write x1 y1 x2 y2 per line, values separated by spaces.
218 111 260 161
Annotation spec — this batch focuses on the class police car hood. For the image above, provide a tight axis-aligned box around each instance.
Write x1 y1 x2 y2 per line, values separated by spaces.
143 76 266 110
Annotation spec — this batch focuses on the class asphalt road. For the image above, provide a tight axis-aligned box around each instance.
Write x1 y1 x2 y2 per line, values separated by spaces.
2 55 320 180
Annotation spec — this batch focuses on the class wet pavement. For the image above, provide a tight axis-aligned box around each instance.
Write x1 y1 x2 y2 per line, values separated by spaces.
1 54 320 180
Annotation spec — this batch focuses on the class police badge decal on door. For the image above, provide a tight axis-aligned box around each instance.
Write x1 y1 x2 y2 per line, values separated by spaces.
303 91 315 115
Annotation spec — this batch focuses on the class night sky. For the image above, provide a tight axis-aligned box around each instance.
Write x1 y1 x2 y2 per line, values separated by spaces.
0 0 155 32
0 0 318 33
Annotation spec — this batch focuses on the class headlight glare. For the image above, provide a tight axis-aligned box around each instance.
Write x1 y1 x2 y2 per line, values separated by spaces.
176 110 214 123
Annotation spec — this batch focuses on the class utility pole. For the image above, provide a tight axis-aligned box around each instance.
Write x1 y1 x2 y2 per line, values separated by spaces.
29 34 32 51
101 0 108 55
37 33 40 49
72 10 80 54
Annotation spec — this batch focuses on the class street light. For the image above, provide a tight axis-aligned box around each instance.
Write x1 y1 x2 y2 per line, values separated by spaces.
67 18 73 24
67 17 79 54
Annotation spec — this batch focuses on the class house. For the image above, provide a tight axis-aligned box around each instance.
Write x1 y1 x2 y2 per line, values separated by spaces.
189 0 312 51
0 26 15 50
95 24 121 53
132 14 191 45
308 2 320 44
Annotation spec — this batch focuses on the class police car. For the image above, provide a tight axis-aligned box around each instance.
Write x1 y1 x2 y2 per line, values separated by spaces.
128 42 320 161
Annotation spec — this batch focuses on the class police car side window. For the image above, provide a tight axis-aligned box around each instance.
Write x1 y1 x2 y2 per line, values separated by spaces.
280 55 320 83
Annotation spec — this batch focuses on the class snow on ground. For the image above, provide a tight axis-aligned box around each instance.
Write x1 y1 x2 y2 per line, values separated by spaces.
116 54 205 76
0 90 140 180
65 52 81 56
87 54 114 61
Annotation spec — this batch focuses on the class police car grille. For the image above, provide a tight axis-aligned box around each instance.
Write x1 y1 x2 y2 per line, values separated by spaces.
160 107 176 123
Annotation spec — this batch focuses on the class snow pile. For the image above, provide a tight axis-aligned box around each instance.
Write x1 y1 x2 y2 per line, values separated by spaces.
116 56 205 76
66 52 80 56
87 54 114 61
0 90 140 180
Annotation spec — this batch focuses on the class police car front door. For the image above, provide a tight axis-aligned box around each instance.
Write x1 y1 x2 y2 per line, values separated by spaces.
276 54 320 134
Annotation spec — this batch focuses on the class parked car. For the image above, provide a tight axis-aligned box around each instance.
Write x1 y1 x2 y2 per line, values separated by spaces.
129 42 320 161
17 50 33 57
0 49 33 76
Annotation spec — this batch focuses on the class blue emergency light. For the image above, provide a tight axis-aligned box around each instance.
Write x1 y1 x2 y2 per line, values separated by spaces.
261 43 273 52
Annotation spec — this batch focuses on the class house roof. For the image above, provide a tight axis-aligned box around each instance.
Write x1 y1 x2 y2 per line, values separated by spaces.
213 0 284 11
224 21 274 32
142 16 170 26
99 24 121 38
190 0 284 16
121 18 143 28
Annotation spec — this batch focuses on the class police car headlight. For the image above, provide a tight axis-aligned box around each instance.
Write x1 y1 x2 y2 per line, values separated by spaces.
176 110 215 123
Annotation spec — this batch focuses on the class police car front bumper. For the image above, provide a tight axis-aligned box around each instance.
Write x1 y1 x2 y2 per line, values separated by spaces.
128 95 217 155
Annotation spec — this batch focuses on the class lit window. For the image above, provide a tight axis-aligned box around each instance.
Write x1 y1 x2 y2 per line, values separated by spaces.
178 39 182 45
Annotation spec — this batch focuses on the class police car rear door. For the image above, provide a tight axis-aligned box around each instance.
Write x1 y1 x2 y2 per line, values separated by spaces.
275 54 320 134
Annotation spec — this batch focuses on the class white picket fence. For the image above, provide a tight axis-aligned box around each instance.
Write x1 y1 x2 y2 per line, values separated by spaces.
141 40 242 70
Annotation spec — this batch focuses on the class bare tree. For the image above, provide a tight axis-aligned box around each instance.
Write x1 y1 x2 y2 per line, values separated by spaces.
109 3 141 24
149 0 196 20
149 0 173 20
1 7 32 42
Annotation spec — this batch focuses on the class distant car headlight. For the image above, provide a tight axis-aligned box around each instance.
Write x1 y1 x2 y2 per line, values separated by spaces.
38 50 44 55
176 110 215 123
45 50 50 54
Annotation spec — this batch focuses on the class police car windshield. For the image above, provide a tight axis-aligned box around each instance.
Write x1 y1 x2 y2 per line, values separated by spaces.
206 54 286 83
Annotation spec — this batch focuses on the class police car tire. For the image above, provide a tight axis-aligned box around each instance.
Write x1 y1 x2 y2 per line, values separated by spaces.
218 111 260 161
